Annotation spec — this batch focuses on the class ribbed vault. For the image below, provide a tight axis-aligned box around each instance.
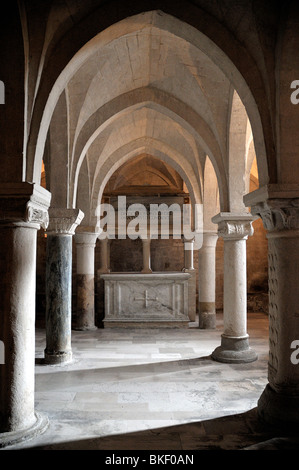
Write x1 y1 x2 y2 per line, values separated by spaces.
41 10 262 227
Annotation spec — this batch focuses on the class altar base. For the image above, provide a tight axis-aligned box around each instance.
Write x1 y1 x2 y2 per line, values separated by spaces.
101 272 191 328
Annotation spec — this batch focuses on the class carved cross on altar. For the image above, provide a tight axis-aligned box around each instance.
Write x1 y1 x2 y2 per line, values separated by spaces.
134 289 158 308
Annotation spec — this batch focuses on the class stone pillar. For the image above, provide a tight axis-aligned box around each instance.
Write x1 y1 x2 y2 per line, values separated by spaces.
211 213 257 363
183 238 194 270
183 238 196 322
98 237 110 274
74 230 99 331
0 183 50 447
107 238 111 272
198 232 218 329
97 237 111 326
245 185 299 427
141 237 152 274
45 208 84 365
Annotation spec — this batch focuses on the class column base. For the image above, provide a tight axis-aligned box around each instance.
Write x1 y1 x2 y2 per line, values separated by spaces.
211 334 258 363
44 349 73 365
199 303 216 329
0 412 49 449
199 311 216 329
258 384 299 429
73 325 98 331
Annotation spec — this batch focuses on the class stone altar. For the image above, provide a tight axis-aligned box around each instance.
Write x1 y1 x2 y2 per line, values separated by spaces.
101 272 191 327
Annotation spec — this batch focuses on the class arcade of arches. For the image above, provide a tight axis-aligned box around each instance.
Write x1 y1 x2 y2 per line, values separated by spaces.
1 0 299 450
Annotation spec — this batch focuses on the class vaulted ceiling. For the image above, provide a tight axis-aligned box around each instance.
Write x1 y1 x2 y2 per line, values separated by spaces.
44 11 256 228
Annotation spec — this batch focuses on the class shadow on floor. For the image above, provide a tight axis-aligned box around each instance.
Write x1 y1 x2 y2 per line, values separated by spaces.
34 355 216 381
24 408 299 451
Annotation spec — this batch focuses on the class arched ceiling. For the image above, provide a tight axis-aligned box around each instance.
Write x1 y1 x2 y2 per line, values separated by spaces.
103 155 185 195
44 10 259 227
66 23 230 154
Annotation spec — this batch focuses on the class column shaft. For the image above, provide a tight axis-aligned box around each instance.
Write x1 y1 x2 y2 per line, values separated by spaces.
245 188 299 427
97 238 111 327
45 234 72 363
0 183 50 446
211 213 257 363
98 238 110 274
198 232 217 329
182 238 196 322
184 239 194 270
74 232 98 330
0 224 37 433
44 208 84 365
141 238 152 273
223 238 247 337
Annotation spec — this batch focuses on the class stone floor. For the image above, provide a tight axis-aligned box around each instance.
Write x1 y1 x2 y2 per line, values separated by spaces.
6 313 299 450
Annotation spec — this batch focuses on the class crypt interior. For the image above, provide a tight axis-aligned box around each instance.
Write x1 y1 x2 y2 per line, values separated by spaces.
1 0 299 450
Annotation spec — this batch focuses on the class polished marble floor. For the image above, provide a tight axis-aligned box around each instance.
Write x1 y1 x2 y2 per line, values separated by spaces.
7 312 299 450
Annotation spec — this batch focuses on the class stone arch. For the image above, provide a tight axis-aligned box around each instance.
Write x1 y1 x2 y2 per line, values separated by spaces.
107 157 183 191
78 140 202 228
70 98 222 213
203 156 220 232
69 91 223 206
28 9 270 192
245 135 257 194
228 90 252 213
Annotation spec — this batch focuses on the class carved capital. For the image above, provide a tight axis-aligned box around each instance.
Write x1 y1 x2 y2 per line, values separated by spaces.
218 220 254 240
47 208 84 235
0 182 51 229
212 212 254 240
251 199 299 232
244 185 299 234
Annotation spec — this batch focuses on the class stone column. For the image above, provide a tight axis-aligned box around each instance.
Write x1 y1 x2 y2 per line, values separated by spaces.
183 238 196 322
96 237 111 326
141 237 152 273
107 238 111 272
0 183 50 447
74 230 99 330
198 232 218 329
183 238 194 270
45 208 84 365
211 213 257 363
98 237 110 274
245 185 299 427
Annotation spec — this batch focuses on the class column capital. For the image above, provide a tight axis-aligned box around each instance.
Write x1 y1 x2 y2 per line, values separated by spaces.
202 231 218 247
0 182 51 229
182 235 194 243
74 227 101 247
47 208 84 235
244 184 299 234
211 212 254 240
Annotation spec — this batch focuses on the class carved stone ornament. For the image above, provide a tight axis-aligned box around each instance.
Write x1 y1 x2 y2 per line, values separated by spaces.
244 184 299 233
218 220 254 240
25 201 49 229
0 182 51 229
211 213 254 240
251 199 299 232
47 208 84 235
